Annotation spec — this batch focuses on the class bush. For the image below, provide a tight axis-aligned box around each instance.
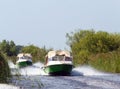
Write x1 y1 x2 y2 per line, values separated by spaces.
0 52 11 83
89 51 120 73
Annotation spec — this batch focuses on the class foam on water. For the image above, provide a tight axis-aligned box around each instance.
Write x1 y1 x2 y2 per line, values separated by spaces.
19 62 48 76
8 61 48 76
8 61 109 76
72 65 108 76
8 60 17 69
0 84 19 89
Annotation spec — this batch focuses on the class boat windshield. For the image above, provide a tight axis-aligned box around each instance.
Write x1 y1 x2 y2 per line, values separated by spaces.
65 57 72 61
52 55 72 61
19 56 31 59
52 55 64 61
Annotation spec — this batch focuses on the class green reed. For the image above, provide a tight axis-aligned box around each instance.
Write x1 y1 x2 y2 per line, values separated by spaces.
89 51 120 73
0 53 11 83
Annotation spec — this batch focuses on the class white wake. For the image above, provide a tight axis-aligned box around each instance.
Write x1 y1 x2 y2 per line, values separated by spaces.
72 65 109 76
8 61 47 76
8 61 109 76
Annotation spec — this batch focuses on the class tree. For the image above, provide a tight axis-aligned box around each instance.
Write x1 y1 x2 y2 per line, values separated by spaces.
0 40 17 56
9 40 17 56
66 29 120 65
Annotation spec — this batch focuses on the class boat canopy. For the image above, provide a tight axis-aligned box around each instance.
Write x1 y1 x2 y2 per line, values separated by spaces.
17 53 32 58
47 50 71 58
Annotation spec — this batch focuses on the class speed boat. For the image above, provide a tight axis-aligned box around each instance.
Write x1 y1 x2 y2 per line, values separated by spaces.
16 53 32 68
43 50 74 75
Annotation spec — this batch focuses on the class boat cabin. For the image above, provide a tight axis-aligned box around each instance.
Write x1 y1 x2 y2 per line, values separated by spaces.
45 50 73 64
17 53 32 60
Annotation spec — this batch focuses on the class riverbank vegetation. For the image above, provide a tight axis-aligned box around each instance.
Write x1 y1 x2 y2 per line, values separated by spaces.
0 52 11 83
66 30 120 73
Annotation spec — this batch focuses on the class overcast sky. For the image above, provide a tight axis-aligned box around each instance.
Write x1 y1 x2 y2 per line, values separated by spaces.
0 0 120 50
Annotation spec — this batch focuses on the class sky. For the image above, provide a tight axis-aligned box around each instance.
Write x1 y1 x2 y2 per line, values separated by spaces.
0 0 120 50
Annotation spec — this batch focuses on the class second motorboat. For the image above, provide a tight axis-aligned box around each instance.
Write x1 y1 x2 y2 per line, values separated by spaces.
16 53 32 68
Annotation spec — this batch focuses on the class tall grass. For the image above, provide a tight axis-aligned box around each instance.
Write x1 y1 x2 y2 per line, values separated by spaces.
88 51 120 73
0 53 11 83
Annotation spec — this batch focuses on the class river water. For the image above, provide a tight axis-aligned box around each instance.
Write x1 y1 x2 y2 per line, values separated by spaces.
9 61 120 89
